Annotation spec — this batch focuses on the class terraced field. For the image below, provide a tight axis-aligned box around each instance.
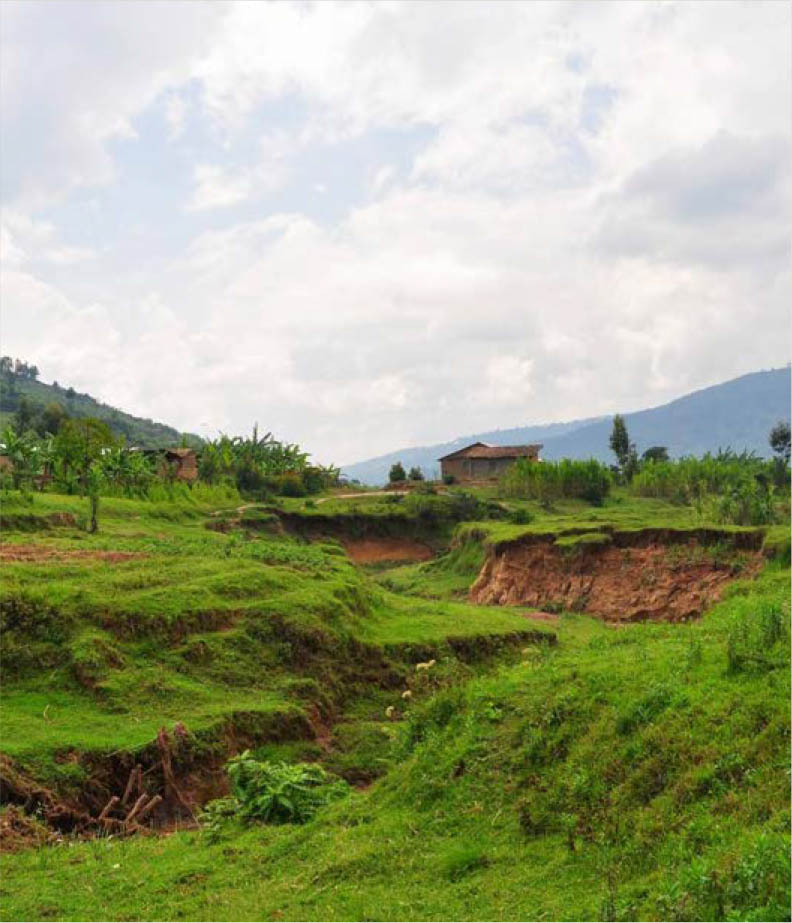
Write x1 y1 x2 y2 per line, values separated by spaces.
0 488 789 921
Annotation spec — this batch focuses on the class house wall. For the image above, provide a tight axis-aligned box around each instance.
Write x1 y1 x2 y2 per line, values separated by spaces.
157 452 198 482
441 454 537 482
176 455 198 483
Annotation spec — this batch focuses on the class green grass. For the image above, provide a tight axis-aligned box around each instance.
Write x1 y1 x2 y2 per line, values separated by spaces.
0 491 546 784
0 487 789 921
2 566 788 921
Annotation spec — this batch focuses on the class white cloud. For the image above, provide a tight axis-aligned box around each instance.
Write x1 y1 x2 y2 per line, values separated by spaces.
0 1 789 464
1 1 222 207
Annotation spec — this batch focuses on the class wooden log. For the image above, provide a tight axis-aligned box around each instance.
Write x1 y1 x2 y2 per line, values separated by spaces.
121 764 142 806
135 794 163 823
97 795 120 822
157 726 196 821
124 792 149 824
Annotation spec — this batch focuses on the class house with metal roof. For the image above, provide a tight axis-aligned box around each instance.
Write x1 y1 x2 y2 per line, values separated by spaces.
438 442 542 482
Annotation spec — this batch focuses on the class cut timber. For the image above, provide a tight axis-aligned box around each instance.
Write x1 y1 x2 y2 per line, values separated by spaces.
124 793 149 824
121 764 142 806
135 795 163 822
97 795 119 822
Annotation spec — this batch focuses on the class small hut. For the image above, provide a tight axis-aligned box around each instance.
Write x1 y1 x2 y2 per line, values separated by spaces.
438 442 541 483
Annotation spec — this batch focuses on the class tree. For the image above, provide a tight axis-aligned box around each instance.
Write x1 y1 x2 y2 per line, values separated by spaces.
609 415 630 469
407 466 424 481
54 418 115 491
84 462 104 533
642 446 669 464
13 396 37 434
37 402 69 437
769 422 790 464
624 444 640 482
389 461 406 483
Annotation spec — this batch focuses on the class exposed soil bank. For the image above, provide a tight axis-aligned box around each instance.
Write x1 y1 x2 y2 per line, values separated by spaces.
276 510 449 547
341 537 435 564
470 529 764 622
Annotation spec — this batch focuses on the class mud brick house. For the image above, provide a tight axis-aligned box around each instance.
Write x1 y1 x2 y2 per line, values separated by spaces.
438 442 542 482
132 447 199 483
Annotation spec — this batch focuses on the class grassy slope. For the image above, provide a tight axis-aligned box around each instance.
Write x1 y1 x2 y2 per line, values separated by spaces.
0 490 543 784
0 488 789 921
2 567 788 922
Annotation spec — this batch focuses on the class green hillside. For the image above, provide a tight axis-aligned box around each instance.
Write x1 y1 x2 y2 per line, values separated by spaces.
0 483 788 920
0 361 201 448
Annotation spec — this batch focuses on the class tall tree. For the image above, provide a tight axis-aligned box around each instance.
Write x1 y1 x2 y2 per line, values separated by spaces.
609 415 630 469
389 461 406 483
769 421 791 464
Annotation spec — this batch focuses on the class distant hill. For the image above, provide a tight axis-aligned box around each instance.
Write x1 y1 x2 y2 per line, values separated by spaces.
0 370 202 448
343 367 791 485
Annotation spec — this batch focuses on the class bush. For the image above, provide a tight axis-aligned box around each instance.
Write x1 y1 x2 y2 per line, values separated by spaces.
442 474 456 485
726 601 788 674
276 473 307 497
501 458 611 506
407 466 425 481
200 754 350 839
507 507 533 525
631 452 784 523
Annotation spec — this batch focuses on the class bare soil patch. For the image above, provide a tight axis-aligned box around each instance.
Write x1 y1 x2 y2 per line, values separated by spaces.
341 537 435 564
472 540 761 622
0 544 143 564
521 610 560 624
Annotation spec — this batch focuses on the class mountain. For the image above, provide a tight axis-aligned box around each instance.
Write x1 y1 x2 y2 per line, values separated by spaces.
0 372 202 448
342 367 791 484
341 419 602 486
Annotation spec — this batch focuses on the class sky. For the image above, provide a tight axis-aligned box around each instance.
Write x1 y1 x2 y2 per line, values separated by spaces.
1 1 790 465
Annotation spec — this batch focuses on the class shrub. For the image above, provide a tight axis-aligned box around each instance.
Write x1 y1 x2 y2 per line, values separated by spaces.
502 458 611 506
507 507 533 525
276 472 307 497
407 466 424 481
442 474 456 485
200 754 350 838
726 601 788 674
631 452 784 523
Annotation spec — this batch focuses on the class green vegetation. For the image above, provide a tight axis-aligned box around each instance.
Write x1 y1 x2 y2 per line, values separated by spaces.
631 450 788 526
1 559 787 921
0 358 201 448
0 456 789 921
502 457 612 506
200 754 350 837
389 461 407 483
197 426 339 497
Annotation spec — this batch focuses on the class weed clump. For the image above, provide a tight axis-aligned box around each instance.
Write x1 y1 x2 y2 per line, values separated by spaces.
200 753 350 839
726 600 788 674
440 844 490 881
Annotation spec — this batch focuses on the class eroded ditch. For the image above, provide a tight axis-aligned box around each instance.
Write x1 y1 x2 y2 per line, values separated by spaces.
470 527 765 622
4 509 767 851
